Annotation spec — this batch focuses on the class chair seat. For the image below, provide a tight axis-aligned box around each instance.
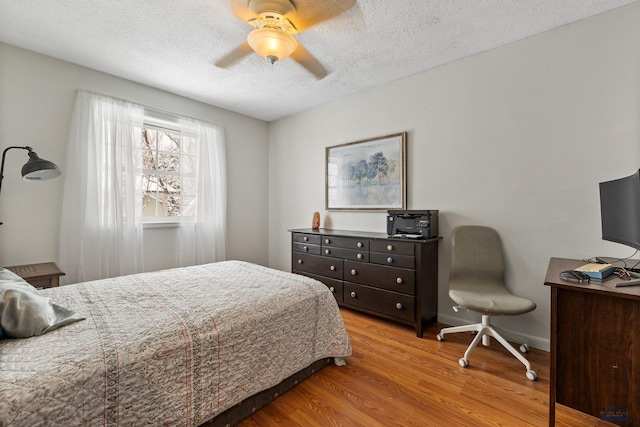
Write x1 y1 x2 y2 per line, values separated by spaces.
450 288 536 316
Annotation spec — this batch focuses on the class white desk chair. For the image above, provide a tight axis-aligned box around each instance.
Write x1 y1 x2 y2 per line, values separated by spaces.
436 225 538 380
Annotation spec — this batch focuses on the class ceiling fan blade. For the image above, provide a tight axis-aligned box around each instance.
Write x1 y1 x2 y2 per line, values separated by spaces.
290 43 327 80
288 0 356 31
230 0 258 23
214 42 254 68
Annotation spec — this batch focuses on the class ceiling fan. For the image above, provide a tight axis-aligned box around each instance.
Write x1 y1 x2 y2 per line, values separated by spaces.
215 0 356 80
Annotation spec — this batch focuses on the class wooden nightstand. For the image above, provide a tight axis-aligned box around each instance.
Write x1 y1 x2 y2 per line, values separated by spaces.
4 262 65 289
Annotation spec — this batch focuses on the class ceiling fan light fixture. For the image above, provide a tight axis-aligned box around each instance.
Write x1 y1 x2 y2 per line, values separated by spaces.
247 27 298 64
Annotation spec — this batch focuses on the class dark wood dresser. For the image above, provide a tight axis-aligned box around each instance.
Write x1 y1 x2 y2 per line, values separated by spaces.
545 257 640 426
290 228 439 337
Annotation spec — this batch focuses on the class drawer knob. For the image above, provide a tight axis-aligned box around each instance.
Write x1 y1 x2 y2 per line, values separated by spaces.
304 236 309 242
357 242 363 248
357 253 363 260
303 246 309 252
387 257 394 264
297 259 303 264
351 269 357 276
395 302 403 310
325 238 331 244
325 249 331 255
330 265 336 271
350 291 357 298
396 277 403 284
329 286 335 293
387 245 394 251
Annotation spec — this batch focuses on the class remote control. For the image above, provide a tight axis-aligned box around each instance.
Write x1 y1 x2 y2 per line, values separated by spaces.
615 279 640 287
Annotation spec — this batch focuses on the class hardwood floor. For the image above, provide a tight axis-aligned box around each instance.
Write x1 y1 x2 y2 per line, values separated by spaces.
239 308 612 427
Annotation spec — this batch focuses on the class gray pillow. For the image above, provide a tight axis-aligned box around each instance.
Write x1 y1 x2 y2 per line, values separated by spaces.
0 268 84 338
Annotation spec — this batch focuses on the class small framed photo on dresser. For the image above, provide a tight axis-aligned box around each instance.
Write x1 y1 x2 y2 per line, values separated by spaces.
325 132 406 211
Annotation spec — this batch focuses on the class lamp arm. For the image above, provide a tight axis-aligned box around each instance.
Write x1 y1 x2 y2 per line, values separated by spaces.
0 146 32 197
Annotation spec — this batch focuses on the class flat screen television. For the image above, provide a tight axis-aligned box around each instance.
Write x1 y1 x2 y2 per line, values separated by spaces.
599 169 640 251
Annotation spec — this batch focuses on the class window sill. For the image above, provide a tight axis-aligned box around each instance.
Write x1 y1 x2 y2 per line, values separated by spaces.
143 221 180 229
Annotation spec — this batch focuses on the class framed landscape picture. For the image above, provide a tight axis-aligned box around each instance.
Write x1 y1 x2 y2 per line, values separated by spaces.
325 132 406 210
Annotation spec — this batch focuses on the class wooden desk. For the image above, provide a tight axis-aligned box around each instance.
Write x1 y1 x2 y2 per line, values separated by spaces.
545 257 640 426
4 262 65 289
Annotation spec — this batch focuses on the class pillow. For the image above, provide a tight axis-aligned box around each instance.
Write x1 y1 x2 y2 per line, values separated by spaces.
0 267 40 294
0 268 84 338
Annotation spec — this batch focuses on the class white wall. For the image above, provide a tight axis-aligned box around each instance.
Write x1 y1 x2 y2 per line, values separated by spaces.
0 43 270 270
268 3 640 350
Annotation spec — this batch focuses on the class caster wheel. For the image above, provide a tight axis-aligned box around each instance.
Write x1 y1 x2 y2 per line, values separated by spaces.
526 370 538 381
436 333 444 341
459 358 469 368
520 344 529 353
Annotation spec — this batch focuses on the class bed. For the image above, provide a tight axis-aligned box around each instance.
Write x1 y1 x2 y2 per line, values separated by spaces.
0 260 351 426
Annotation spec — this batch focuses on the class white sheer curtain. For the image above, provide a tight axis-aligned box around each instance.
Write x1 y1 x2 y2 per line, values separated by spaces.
59 90 145 283
177 118 228 266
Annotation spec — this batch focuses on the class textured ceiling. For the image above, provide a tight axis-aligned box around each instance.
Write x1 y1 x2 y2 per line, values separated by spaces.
0 0 637 122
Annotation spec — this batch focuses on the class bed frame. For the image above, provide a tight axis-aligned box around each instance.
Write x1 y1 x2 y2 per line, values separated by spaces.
202 358 332 426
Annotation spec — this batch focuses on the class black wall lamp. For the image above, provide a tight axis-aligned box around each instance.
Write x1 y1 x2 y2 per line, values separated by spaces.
0 146 62 225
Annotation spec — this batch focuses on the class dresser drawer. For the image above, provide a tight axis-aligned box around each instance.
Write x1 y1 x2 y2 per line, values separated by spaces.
344 283 415 322
370 240 414 256
344 261 415 295
293 233 321 245
293 242 321 255
300 272 344 303
292 253 343 280
370 252 415 269
321 246 369 262
322 236 369 250
28 278 56 289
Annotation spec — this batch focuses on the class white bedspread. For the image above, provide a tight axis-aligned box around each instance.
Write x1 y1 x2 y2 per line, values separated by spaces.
0 261 351 426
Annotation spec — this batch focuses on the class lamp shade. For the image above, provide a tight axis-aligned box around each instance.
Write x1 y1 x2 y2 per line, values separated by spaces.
21 150 61 181
0 146 62 224
247 27 298 64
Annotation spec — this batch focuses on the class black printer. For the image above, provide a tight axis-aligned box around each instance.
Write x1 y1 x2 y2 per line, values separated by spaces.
387 210 439 238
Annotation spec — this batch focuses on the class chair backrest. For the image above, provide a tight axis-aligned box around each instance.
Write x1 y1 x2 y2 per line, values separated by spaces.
449 225 505 291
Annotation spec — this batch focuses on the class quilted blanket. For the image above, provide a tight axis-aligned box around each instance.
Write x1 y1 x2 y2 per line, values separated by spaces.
0 261 351 426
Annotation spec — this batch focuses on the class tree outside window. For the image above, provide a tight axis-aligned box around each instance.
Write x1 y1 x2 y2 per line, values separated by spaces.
142 127 197 220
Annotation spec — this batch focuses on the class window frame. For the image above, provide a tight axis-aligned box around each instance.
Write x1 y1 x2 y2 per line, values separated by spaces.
140 114 197 226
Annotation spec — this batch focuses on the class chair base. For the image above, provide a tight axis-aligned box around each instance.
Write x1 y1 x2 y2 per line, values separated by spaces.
436 314 538 381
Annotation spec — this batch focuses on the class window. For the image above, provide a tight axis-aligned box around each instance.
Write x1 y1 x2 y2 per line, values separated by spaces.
60 90 227 282
141 114 198 222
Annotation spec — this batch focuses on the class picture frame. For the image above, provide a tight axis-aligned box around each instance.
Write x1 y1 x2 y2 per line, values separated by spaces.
325 132 406 211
